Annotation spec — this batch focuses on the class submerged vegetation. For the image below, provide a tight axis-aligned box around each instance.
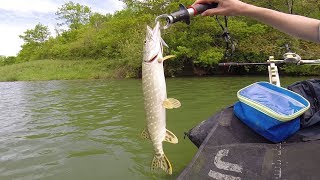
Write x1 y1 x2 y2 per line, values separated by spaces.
3 0 320 81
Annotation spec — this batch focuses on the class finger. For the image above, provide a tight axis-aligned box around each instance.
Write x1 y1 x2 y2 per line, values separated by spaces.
192 0 220 6
201 8 223 16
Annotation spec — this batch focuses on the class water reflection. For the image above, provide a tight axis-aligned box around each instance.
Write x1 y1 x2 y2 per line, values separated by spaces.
0 80 146 180
0 77 315 179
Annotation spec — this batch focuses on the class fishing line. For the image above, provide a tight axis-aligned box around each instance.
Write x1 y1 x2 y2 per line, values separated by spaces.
215 16 237 59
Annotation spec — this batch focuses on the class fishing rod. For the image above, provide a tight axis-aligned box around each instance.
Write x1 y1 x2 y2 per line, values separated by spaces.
219 62 284 66
219 53 320 67
219 51 320 87
219 60 320 66
155 3 236 57
155 3 218 29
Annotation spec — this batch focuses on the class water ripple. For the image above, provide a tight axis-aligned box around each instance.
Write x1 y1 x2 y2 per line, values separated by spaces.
1 78 309 179
0 80 148 180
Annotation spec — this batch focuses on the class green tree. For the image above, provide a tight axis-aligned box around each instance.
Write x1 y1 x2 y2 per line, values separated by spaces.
14 0 320 76
89 13 111 30
19 23 50 44
0 56 16 66
55 1 92 30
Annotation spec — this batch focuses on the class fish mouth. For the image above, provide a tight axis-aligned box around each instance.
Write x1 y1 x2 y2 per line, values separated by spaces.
145 49 160 62
148 54 158 62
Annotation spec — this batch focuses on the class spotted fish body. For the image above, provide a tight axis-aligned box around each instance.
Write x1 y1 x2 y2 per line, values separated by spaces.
142 22 180 175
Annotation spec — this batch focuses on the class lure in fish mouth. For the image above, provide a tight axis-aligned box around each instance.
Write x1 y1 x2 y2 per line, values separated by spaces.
141 22 181 175
143 22 172 63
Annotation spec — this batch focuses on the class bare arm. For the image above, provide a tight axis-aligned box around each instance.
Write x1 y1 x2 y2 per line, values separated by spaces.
193 0 320 43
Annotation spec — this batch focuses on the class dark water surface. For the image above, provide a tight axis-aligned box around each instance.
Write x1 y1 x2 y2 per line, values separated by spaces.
0 77 315 179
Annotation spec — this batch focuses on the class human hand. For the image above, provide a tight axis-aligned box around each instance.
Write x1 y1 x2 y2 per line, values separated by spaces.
192 0 249 16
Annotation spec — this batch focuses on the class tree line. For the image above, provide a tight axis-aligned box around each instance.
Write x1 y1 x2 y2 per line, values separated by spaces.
3 0 320 77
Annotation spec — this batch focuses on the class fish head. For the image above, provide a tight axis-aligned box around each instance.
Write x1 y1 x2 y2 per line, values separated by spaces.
143 22 162 63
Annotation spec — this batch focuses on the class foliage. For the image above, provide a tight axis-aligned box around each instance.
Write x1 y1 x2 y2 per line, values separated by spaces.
10 0 320 78
55 1 92 30
19 23 50 44
0 56 16 66
197 47 224 67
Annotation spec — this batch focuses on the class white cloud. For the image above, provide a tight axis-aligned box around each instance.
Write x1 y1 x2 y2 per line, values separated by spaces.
0 0 59 13
85 0 124 14
0 0 125 57
0 25 25 56
0 0 124 16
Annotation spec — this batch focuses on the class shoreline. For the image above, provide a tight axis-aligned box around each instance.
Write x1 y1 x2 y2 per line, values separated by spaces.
0 59 319 82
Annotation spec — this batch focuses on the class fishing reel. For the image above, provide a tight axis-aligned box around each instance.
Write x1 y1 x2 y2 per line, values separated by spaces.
282 44 301 64
155 3 218 29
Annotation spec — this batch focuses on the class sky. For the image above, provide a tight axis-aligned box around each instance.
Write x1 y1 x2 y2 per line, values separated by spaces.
0 0 124 56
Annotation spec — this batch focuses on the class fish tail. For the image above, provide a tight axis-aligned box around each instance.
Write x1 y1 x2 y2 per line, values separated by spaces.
151 154 172 175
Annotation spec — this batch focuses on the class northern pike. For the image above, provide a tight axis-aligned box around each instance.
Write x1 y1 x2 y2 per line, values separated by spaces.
141 22 181 175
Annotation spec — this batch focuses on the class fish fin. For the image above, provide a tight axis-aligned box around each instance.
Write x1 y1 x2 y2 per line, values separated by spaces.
151 154 172 175
161 38 168 48
164 129 178 144
147 26 153 33
141 128 150 140
162 98 181 109
158 55 176 63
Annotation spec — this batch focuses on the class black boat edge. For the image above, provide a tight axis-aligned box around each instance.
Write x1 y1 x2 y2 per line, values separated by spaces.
178 105 320 180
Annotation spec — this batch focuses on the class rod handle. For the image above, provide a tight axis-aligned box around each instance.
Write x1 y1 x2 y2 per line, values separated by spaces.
190 3 218 15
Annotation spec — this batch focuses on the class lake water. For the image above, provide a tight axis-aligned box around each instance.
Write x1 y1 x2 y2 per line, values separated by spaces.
0 76 315 180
